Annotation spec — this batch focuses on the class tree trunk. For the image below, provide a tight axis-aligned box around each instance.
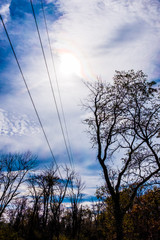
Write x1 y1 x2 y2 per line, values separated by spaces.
115 215 123 240
114 201 124 240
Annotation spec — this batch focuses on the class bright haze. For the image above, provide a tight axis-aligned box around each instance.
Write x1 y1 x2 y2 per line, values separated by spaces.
0 0 160 201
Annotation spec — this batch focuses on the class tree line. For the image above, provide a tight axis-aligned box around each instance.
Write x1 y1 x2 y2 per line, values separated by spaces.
0 70 160 240
0 151 85 240
0 154 159 240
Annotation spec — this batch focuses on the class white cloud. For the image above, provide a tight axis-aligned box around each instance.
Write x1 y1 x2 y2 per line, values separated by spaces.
0 0 160 194
0 2 10 23
51 0 160 80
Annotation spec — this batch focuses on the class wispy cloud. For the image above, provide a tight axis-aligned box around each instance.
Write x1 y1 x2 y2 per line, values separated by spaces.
0 1 10 22
0 0 160 196
52 0 160 79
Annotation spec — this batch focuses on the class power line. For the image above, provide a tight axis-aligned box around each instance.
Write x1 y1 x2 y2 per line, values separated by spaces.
30 0 74 169
40 0 74 167
30 0 73 169
0 14 62 179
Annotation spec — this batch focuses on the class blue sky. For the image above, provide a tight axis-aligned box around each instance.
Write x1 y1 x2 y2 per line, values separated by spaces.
0 0 160 201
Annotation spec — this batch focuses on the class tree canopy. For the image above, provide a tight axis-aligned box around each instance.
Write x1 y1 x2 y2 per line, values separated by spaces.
83 70 160 240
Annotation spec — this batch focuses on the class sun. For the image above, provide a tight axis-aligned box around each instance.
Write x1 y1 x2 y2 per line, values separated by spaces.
59 52 82 77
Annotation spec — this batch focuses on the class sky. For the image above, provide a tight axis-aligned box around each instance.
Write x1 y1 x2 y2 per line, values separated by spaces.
0 0 160 202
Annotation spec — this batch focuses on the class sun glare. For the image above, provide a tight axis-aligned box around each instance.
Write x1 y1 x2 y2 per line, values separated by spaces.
60 52 82 77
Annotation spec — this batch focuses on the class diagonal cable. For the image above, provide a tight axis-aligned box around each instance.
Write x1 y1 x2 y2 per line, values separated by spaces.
40 0 74 167
30 0 73 168
0 14 62 179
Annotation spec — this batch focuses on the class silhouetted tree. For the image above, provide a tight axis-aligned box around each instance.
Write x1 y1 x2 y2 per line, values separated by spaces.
27 174 43 240
48 167 72 240
28 164 73 240
83 70 160 240
0 151 37 219
69 173 85 239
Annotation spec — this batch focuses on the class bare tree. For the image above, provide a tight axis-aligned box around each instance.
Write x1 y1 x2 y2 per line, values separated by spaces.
28 164 73 240
83 70 160 240
27 173 43 240
8 196 28 231
69 173 85 239
49 166 73 240
28 165 59 229
0 151 37 218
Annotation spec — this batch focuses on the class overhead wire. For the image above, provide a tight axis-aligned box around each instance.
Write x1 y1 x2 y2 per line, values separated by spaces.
30 0 74 169
0 14 63 179
40 0 74 168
